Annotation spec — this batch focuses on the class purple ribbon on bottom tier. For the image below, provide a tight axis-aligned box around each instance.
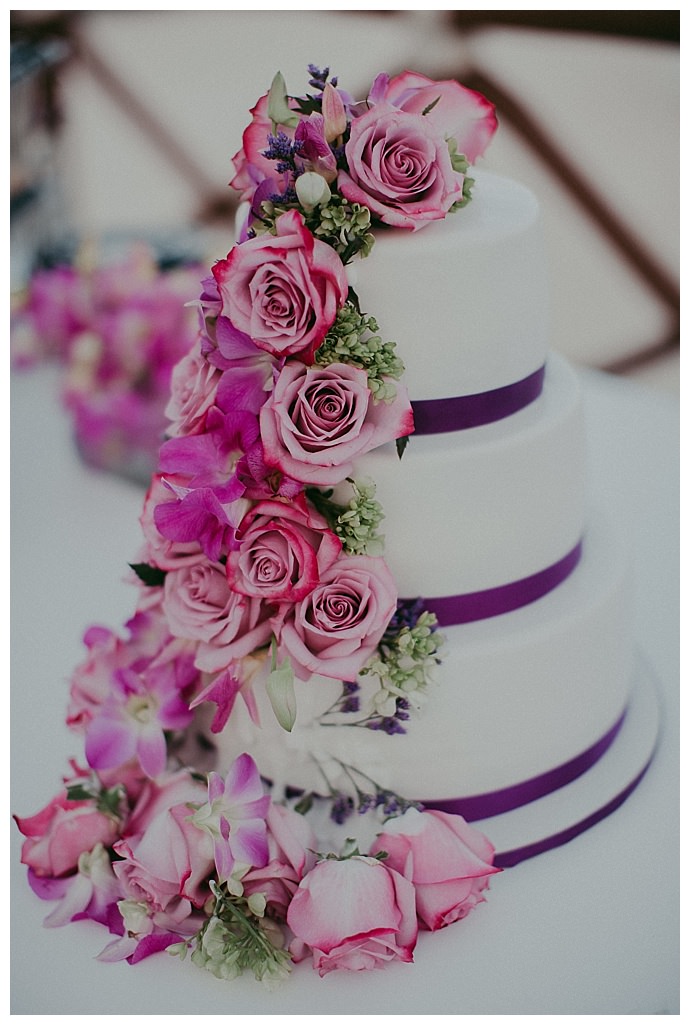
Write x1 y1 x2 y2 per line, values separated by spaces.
423 709 627 824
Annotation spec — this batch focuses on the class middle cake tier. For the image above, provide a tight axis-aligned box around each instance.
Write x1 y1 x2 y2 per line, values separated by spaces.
339 353 585 598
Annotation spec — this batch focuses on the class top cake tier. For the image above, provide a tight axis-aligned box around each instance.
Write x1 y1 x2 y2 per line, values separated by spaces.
349 173 549 401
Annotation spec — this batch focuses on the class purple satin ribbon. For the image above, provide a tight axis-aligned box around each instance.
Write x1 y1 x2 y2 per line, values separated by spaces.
493 756 655 867
411 364 546 435
424 709 627 823
415 540 583 627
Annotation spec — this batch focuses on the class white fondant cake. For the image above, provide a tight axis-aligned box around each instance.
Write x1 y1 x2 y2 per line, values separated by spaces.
16 69 657 993
212 173 633 807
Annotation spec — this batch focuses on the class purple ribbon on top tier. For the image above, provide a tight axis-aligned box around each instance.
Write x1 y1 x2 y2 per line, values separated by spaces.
415 540 583 627
411 364 546 434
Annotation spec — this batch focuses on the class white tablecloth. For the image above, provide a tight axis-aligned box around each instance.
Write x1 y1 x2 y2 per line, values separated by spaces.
10 365 679 1014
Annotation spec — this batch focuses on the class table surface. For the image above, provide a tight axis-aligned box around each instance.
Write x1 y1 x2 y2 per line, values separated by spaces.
10 364 679 1015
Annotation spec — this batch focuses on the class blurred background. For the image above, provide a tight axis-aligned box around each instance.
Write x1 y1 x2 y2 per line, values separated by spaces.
11 9 679 406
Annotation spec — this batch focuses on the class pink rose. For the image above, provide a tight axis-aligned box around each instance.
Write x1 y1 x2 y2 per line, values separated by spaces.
212 209 349 362
15 780 120 878
164 344 222 438
162 560 273 673
114 771 214 910
369 808 500 931
226 494 341 602
276 553 397 681
287 855 417 976
260 361 414 486
379 70 497 164
242 803 318 920
339 103 464 230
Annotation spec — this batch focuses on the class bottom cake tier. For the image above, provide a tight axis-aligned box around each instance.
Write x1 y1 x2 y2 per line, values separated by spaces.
210 507 633 814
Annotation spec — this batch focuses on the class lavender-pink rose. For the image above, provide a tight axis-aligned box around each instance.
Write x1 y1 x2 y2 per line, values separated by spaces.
212 209 349 362
164 344 222 438
276 553 398 681
378 70 497 164
369 807 500 931
287 855 418 976
339 103 464 230
260 360 414 486
162 560 273 673
226 494 342 602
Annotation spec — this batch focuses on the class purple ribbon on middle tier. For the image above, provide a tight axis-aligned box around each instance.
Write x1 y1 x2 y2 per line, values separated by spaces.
411 364 546 434
414 540 583 627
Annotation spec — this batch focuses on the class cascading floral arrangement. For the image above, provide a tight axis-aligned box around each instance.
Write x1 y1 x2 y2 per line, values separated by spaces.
15 66 500 985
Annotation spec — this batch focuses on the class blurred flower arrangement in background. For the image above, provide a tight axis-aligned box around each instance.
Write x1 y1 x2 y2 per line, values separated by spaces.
11 244 204 482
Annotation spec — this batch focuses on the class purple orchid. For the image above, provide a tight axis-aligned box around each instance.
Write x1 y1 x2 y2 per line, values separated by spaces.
153 483 239 563
295 113 337 181
157 405 260 501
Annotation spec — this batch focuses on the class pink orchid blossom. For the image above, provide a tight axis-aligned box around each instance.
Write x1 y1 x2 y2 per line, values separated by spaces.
234 438 304 501
242 803 317 920
27 843 122 930
191 754 270 883
84 649 198 779
188 664 260 734
98 895 201 965
139 474 207 571
68 607 175 733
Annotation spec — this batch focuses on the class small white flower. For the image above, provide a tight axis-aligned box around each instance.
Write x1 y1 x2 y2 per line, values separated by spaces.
295 172 332 211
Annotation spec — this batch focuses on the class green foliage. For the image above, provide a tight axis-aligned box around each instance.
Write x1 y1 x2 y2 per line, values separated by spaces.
307 478 385 557
187 883 292 988
315 301 405 401
129 562 167 587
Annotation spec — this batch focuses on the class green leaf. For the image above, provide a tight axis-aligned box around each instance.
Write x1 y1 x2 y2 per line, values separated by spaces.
293 792 314 815
65 783 94 802
421 95 441 116
396 435 410 460
129 562 167 587
266 656 297 732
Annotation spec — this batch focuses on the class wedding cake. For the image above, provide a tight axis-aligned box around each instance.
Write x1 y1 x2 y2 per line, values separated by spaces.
210 169 633 808
16 66 651 985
